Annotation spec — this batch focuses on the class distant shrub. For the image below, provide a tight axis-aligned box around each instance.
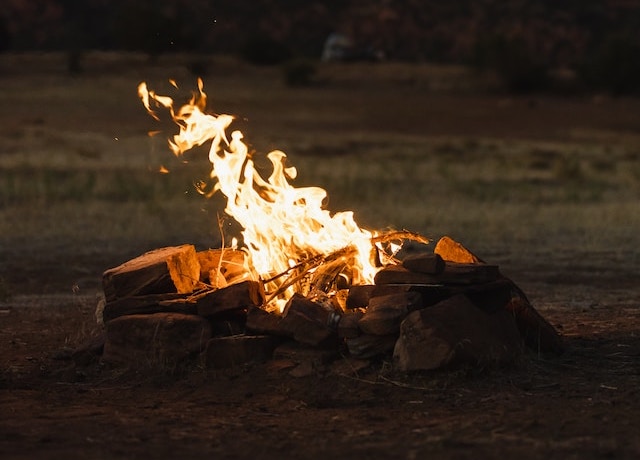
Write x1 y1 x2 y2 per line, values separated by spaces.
472 34 549 93
240 34 292 66
554 155 583 182
579 35 640 95
187 59 209 77
282 59 317 87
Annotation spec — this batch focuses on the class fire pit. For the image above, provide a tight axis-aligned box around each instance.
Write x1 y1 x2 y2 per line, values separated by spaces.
93 80 563 374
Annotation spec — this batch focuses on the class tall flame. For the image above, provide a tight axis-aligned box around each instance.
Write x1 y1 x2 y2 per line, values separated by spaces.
139 79 382 309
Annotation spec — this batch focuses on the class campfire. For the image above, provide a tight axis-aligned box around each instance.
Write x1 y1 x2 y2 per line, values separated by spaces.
95 80 563 373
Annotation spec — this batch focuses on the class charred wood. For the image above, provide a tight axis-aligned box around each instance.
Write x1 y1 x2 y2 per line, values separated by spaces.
192 280 265 317
102 293 195 323
102 245 201 302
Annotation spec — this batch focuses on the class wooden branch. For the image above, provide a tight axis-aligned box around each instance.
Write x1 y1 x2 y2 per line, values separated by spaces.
264 246 358 303
371 230 430 246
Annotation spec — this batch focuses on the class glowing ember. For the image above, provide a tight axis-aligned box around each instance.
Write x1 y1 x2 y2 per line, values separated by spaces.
139 79 395 311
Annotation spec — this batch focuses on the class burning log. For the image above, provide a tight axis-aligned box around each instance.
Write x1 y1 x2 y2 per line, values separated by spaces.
102 245 201 302
95 234 562 372
196 248 248 286
123 81 564 374
191 280 265 317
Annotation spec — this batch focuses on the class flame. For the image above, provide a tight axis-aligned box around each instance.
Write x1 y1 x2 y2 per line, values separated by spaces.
139 79 383 310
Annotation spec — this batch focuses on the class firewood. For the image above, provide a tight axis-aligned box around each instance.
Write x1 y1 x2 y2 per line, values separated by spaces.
102 293 196 323
434 236 482 263
192 280 265 317
279 294 340 346
102 312 212 367
393 294 522 372
358 292 422 336
374 263 499 286
203 335 279 369
196 248 248 286
102 245 201 302
402 253 445 274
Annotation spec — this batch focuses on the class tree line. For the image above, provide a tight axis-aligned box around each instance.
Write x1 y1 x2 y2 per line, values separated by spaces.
1 0 639 94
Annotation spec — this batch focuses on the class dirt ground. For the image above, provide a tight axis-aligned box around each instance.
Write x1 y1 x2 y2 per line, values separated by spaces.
1 55 640 459
1 256 639 460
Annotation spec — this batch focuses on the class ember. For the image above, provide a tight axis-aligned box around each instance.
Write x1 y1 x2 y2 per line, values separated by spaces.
95 81 563 373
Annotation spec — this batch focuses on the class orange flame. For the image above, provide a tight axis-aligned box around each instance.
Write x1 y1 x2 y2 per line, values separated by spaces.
139 79 383 310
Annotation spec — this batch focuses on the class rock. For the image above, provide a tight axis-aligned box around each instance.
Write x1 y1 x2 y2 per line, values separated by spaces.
346 334 398 359
102 313 211 368
246 306 284 336
279 294 340 346
402 253 445 274
203 335 279 368
357 292 422 335
393 294 523 372
346 284 376 309
505 294 564 355
337 310 364 339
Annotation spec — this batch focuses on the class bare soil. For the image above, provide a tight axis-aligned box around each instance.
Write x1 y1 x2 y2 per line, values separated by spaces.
2 270 640 460
1 55 640 459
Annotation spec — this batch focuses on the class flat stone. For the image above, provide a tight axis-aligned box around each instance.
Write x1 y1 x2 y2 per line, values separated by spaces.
203 335 279 369
102 312 211 368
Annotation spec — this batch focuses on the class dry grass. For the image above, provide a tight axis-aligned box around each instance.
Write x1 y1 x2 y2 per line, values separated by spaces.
1 52 639 295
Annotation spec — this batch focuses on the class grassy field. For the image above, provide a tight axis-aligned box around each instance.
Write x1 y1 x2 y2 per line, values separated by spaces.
0 52 639 296
2 53 640 460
